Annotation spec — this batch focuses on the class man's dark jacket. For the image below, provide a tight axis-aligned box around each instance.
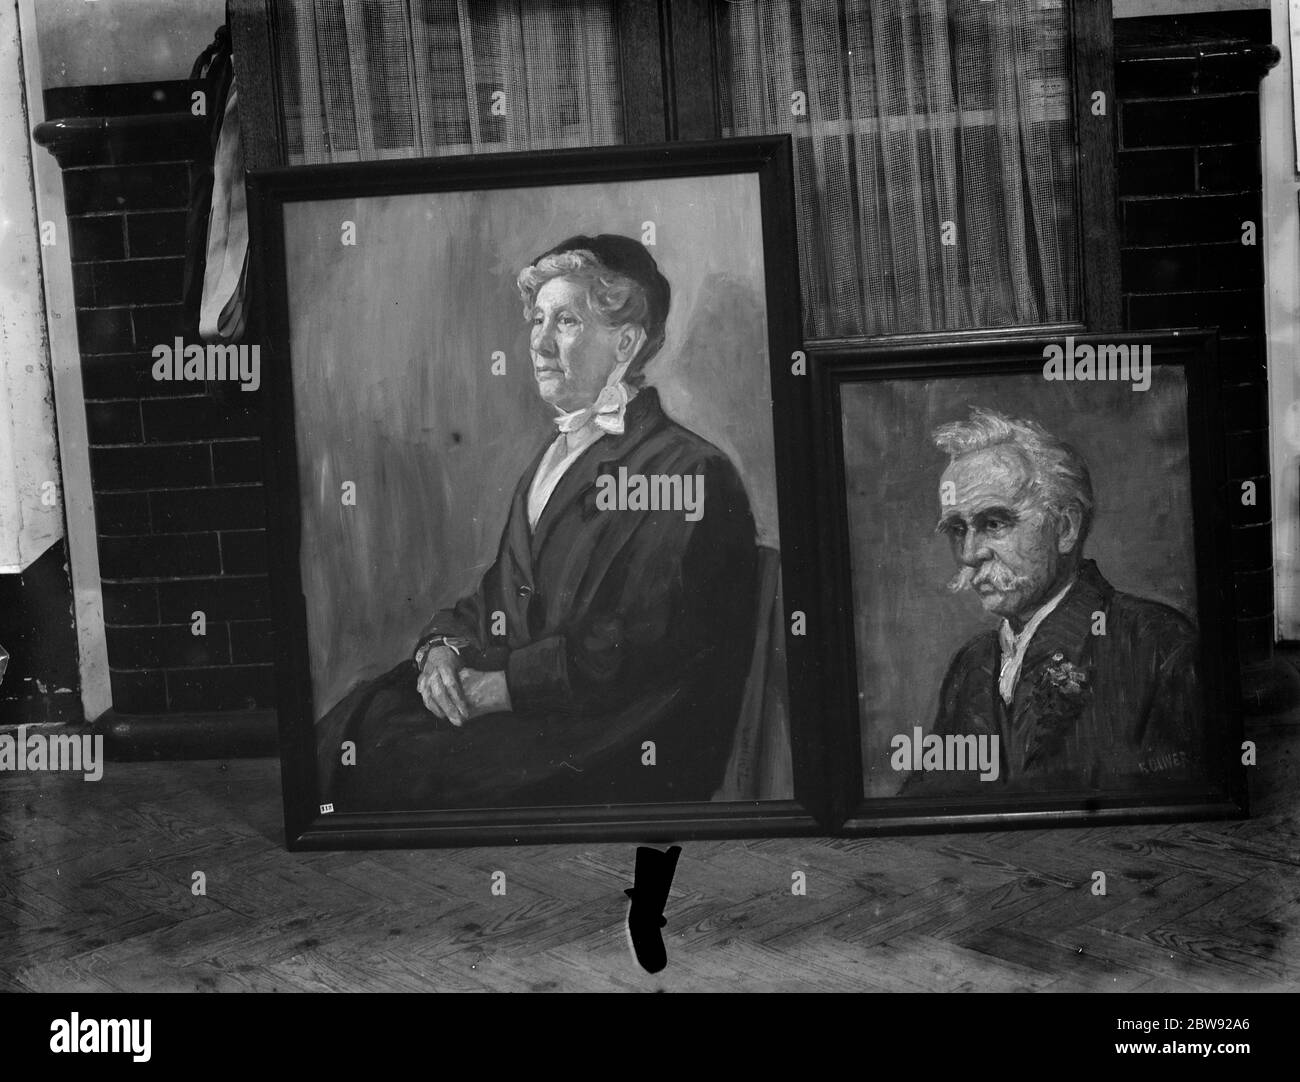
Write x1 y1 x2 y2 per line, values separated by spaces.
317 388 759 810
914 559 1201 793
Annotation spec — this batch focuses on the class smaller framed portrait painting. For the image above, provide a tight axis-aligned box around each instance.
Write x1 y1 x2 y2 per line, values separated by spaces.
815 331 1246 832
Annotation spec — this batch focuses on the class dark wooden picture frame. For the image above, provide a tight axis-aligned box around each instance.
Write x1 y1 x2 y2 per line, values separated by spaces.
813 330 1247 833
248 137 832 849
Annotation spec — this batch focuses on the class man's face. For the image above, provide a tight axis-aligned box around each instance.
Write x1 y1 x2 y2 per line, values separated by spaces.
529 276 630 412
937 445 1076 624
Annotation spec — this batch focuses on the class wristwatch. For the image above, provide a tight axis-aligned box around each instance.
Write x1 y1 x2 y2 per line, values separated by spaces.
413 635 471 670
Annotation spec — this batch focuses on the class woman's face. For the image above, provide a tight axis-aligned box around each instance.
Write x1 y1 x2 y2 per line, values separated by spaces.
528 276 632 412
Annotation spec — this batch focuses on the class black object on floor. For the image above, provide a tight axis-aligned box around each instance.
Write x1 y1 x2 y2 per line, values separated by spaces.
625 845 682 975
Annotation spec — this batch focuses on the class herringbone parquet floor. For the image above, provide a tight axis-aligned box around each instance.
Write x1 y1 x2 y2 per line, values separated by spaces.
1 715 1296 992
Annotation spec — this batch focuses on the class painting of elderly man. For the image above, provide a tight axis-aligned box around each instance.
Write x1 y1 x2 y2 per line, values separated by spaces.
921 408 1199 791
839 360 1216 801
271 165 796 819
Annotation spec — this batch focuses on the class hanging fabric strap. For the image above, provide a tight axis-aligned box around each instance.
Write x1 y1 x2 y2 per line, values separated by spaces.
181 24 233 337
199 79 249 343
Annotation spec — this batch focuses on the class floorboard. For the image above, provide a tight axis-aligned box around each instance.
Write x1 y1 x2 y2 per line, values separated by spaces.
1 712 1297 991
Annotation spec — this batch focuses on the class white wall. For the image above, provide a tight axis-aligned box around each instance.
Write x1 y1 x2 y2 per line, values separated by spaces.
1266 0 1300 638
0 0 63 572
35 0 225 88
16 0 112 717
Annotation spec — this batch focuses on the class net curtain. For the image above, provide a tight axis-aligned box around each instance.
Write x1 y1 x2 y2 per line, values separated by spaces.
274 0 623 163
725 0 1080 336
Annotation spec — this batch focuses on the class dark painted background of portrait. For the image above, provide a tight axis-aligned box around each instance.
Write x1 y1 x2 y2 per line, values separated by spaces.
840 370 1198 798
281 174 778 719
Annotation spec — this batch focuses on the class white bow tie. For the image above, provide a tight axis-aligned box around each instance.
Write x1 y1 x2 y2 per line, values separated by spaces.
553 380 633 436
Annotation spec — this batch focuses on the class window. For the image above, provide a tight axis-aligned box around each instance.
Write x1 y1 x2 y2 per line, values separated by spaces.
270 0 623 164
718 0 1080 338
236 0 1115 333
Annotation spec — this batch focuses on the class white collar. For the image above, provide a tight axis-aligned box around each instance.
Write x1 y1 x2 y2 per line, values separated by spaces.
551 361 638 441
1000 577 1074 649
996 574 1077 704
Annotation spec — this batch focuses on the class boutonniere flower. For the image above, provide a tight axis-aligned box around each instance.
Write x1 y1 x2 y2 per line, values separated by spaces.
1024 653 1091 769
1043 653 1088 696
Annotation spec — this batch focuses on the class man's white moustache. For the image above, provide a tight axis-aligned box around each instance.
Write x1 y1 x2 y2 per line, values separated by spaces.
947 566 976 593
977 568 1032 591
949 564 1031 593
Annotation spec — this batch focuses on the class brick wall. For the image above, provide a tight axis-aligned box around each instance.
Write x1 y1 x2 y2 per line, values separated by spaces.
51 81 275 716
1115 11 1275 672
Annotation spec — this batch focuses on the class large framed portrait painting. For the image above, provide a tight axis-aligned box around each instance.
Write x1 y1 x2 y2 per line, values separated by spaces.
816 332 1246 832
251 139 827 848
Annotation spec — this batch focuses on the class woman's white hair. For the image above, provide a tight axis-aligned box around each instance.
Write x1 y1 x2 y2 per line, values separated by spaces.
516 249 664 385
933 407 1094 542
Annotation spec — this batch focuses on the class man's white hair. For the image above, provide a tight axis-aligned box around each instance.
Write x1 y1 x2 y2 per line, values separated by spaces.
933 407 1094 542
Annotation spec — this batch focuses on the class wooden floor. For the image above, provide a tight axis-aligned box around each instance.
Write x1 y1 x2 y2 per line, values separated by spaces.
2 715 1297 992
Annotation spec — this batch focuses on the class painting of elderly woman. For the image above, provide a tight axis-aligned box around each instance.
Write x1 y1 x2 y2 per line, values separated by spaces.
279 173 792 813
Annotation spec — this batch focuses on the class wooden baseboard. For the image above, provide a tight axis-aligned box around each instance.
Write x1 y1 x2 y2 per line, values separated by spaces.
99 709 278 760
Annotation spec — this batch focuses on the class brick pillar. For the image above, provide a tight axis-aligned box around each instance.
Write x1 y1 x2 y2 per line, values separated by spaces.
1115 15 1294 711
35 81 276 753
